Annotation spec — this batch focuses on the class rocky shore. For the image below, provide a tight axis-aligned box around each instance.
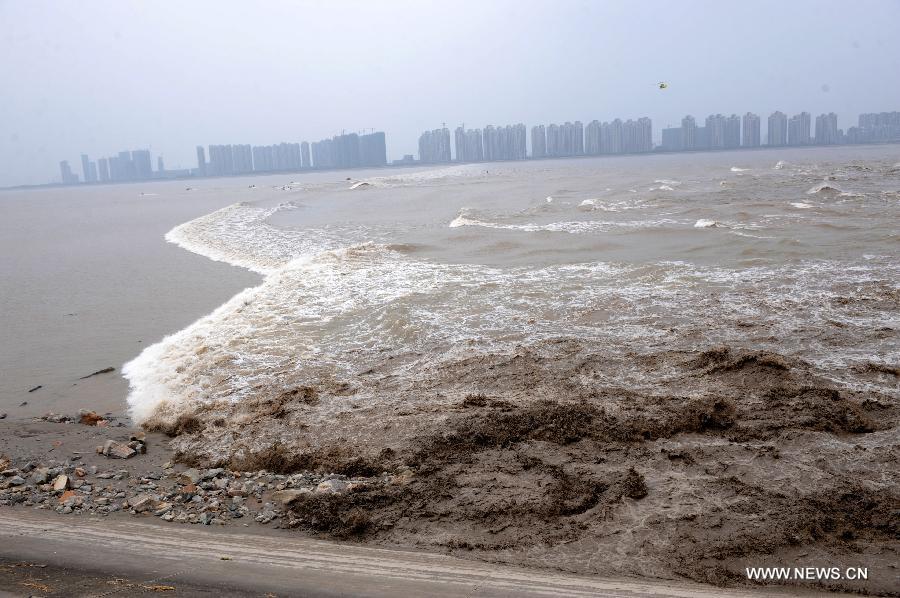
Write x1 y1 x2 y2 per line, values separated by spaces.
2 345 898 596
0 415 394 530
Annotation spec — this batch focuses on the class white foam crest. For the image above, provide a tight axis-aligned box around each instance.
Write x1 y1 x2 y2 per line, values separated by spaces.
164 201 357 275
363 164 484 187
790 202 813 209
127 242 900 423
694 219 721 228
449 210 682 234
774 160 787 170
807 182 844 195
730 167 749 172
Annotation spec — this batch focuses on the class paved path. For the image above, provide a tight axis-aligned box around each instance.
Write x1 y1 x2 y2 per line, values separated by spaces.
0 509 829 597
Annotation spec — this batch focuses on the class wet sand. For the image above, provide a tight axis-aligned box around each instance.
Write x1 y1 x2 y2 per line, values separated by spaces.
0 508 839 598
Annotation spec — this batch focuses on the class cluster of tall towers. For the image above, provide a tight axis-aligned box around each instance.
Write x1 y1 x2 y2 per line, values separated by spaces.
662 111 854 150
198 132 387 176
64 149 155 185
421 124 527 163
53 109 900 185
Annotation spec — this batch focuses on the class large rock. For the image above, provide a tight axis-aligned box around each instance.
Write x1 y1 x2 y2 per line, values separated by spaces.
315 479 349 494
271 488 311 507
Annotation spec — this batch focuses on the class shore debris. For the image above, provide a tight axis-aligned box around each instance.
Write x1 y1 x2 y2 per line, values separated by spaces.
79 367 115 379
39 413 73 424
27 385 42 393
77 409 108 426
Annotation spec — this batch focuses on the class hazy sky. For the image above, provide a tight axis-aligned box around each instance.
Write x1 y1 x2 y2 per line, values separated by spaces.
2 0 899 186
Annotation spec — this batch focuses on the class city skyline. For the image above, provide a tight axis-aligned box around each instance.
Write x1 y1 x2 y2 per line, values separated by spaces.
3 1 900 187
49 108 900 185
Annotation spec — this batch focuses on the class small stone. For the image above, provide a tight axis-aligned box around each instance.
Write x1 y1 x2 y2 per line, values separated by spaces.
103 441 137 459
201 468 224 481
199 512 214 525
255 511 276 524
52 475 69 492
153 502 173 516
131 494 157 513
74 467 86 477
8 476 25 486
31 468 50 485
179 469 201 485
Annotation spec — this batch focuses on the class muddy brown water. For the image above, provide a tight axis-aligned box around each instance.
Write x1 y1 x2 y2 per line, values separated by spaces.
2 145 898 593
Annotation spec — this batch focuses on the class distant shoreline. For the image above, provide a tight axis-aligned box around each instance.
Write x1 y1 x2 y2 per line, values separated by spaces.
5 140 899 192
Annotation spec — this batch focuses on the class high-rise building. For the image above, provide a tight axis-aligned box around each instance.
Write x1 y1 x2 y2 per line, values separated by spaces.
157 157 165 172
574 121 584 155
132 150 153 179
799 112 811 145
311 139 334 169
788 112 811 145
584 121 601 155
454 127 467 162
661 126 683 151
545 124 559 157
531 125 547 158
724 114 741 148
196 146 206 175
601 119 624 154
360 132 387 167
767 111 788 146
418 127 451 163
80 154 98 183
98 158 110 182
742 113 760 147
847 111 900 143
454 126 483 162
681 116 697 150
624 117 653 153
815 112 840 145
301 142 311 169
59 160 78 184
706 114 727 149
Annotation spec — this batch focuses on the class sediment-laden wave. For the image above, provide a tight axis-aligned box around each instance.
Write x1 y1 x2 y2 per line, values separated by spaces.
123 152 900 592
